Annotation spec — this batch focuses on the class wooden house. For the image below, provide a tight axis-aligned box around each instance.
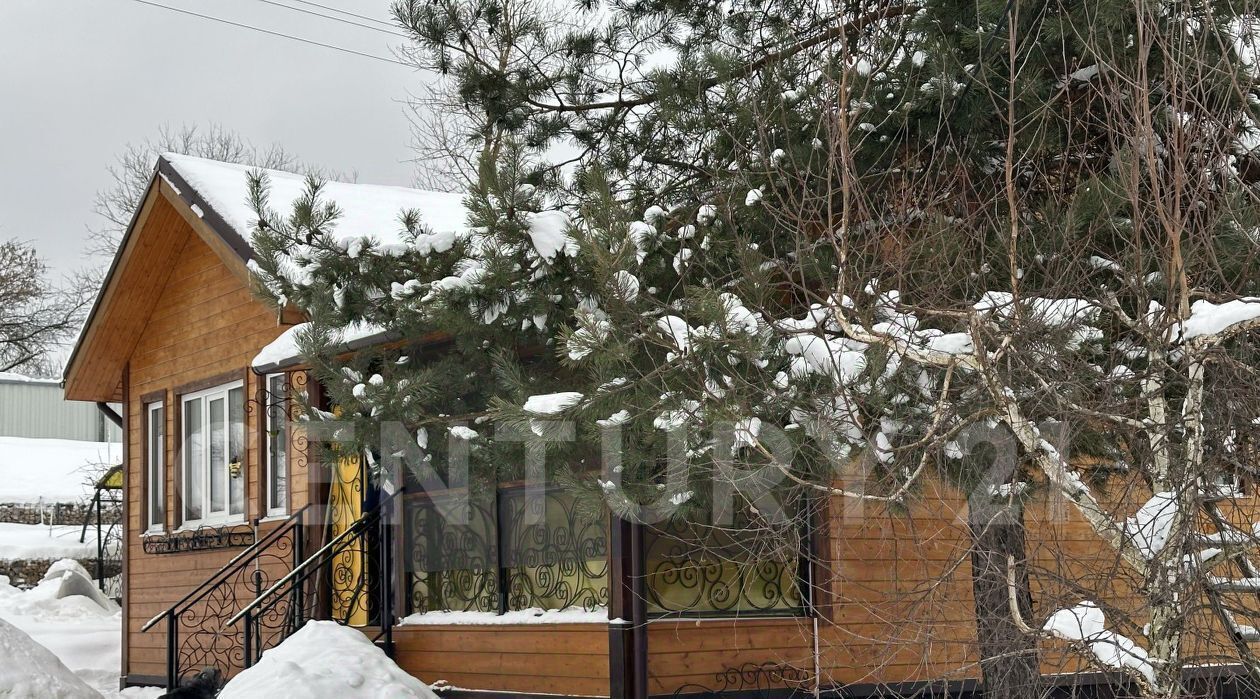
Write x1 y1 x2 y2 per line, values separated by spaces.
61 154 1260 698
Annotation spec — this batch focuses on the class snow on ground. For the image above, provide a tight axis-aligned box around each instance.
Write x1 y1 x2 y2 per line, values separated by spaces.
0 522 108 562
0 561 159 698
0 436 120 504
0 615 101 698
219 620 437 699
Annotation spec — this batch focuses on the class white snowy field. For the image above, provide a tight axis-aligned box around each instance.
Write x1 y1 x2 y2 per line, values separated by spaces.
0 436 121 504
0 522 110 562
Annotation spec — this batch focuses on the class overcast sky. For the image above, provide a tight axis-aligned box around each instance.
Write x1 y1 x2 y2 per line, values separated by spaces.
0 0 427 278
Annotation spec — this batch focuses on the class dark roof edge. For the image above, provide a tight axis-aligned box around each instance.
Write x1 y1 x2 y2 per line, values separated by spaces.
154 155 255 265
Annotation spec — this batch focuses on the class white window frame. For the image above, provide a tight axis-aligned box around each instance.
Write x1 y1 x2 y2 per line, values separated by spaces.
145 401 165 533
180 380 246 528
264 373 290 517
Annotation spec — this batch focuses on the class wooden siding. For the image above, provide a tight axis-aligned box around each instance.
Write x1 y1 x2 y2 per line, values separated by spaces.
642 472 1260 696
122 210 298 681
392 624 610 696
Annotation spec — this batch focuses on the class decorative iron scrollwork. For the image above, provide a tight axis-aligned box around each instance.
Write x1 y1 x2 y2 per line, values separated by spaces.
406 491 499 613
142 525 255 555
403 485 610 615
670 661 813 697
644 515 806 616
500 486 609 612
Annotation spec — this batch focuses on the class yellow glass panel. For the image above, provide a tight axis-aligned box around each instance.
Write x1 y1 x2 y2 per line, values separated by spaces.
330 450 368 626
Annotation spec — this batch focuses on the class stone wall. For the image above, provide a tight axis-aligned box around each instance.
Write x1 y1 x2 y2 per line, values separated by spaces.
0 500 120 525
0 557 122 589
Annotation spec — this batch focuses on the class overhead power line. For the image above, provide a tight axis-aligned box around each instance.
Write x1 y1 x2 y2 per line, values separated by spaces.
287 0 398 28
252 0 409 38
122 0 411 67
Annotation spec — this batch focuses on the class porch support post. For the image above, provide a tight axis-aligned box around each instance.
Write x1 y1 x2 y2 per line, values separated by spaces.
609 513 648 699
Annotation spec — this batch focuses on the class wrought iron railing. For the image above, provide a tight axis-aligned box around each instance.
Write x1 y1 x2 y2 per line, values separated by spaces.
140 505 311 689
403 484 609 616
228 489 402 668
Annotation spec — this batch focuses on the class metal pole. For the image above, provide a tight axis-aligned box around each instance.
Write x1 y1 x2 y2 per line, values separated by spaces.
166 612 178 690
495 487 509 615
243 611 254 669
94 492 104 592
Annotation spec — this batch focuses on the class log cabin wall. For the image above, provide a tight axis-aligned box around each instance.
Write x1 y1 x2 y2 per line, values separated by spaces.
642 470 1260 697
392 624 611 695
121 204 301 683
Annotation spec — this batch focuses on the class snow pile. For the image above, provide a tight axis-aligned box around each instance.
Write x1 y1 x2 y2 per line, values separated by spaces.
0 561 129 697
218 620 437 699
1042 602 1155 684
1124 492 1177 558
0 372 59 385
523 392 584 414
163 154 468 255
0 437 120 504
0 615 101 699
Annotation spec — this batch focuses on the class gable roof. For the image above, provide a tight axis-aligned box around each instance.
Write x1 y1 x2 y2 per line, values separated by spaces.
62 154 468 403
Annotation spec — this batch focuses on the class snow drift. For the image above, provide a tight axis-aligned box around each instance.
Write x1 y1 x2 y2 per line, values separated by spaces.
0 615 101 698
218 620 437 699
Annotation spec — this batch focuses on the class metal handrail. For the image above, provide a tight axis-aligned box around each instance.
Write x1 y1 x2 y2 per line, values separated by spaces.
140 504 313 632
228 489 401 669
143 504 312 689
227 490 399 628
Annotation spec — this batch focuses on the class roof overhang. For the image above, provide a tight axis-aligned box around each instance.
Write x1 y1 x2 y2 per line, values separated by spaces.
62 157 273 403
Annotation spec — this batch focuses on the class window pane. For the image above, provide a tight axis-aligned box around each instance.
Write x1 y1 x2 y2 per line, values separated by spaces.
500 488 608 612
267 375 288 513
229 387 245 516
148 406 164 529
405 490 499 614
183 398 203 522
644 514 805 616
209 397 225 514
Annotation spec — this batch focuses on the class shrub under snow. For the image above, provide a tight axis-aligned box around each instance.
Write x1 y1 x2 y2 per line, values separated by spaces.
218 620 437 699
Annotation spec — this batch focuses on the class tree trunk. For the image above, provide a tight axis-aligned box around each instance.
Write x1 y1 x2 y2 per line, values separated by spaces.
969 497 1041 699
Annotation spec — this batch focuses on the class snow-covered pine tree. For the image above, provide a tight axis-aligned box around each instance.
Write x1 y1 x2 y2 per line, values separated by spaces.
250 0 1260 697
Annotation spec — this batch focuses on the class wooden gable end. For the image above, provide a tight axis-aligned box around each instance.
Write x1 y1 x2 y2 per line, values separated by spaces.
63 177 266 403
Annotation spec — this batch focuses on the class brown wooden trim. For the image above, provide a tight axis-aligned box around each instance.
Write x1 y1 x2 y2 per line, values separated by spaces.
156 177 254 292
139 392 167 534
172 368 246 398
64 176 160 402
809 491 833 622
139 389 166 404
120 362 130 679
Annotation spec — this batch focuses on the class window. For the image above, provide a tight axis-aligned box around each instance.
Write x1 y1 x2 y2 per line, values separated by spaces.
145 402 165 532
405 485 609 615
181 382 246 526
264 374 289 516
643 504 809 617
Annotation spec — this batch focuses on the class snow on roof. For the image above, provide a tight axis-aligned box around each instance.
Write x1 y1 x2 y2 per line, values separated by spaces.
0 373 59 386
218 620 437 699
251 321 390 372
0 437 120 504
161 153 469 254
